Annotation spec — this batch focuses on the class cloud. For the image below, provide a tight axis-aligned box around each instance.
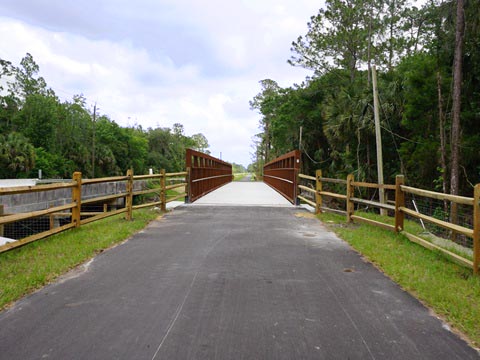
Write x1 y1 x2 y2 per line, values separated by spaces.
0 1 322 166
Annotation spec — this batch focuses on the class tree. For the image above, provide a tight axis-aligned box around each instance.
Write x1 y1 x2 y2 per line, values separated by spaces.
449 0 465 227
8 53 51 102
191 133 210 153
0 132 35 178
289 0 379 81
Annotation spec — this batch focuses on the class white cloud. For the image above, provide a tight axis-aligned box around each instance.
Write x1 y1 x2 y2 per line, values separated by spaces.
0 0 322 166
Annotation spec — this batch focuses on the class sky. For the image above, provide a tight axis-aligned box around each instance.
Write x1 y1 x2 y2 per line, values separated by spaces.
0 0 322 167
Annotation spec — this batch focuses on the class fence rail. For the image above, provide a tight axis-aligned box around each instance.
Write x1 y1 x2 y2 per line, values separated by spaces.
186 149 232 202
297 170 480 275
0 169 187 254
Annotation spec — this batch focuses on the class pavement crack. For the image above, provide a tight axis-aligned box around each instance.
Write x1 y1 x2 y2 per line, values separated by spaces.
151 270 200 360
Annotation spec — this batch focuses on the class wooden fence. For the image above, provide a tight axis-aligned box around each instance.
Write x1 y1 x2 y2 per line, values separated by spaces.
0 169 187 254
298 170 480 275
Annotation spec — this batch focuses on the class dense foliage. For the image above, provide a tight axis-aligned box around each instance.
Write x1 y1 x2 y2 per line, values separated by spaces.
0 54 210 179
251 0 479 196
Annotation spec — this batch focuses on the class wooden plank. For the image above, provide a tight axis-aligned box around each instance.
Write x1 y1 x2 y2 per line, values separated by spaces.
319 177 347 185
0 181 76 195
298 185 316 194
132 201 163 210
132 188 160 196
351 197 395 211
299 174 316 181
401 231 473 269
133 174 163 180
352 181 396 190
83 192 128 204
81 176 128 185
165 183 187 191
80 208 127 225
400 206 474 238
0 222 76 254
320 206 346 215
166 193 186 203
166 172 187 177
319 191 347 200
351 215 395 232
298 195 316 208
400 185 473 206
0 203 76 226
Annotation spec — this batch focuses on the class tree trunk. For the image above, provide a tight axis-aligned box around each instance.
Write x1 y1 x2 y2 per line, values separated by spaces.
450 0 465 234
437 72 448 213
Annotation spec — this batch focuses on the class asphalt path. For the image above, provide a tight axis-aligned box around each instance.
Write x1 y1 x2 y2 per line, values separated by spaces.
0 205 478 359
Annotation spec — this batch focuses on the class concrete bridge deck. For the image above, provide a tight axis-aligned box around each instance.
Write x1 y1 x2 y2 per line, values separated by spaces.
192 181 293 207
0 182 478 359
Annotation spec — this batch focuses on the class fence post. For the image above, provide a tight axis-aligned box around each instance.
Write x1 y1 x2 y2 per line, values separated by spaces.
0 204 4 237
160 169 167 212
346 174 354 223
473 183 480 275
315 170 322 214
125 169 133 221
395 175 405 233
185 167 191 203
72 172 82 228
49 204 54 230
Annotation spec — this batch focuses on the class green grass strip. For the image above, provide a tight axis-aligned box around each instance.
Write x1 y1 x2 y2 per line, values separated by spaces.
0 209 161 310
319 212 480 347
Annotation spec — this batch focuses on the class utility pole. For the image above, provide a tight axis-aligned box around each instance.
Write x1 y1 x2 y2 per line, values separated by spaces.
299 126 303 151
372 65 386 215
92 103 96 178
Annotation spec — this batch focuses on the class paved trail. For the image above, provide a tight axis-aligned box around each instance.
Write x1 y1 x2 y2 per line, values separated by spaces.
0 205 478 359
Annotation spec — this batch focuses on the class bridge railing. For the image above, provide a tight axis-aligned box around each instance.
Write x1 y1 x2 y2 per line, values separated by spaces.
0 169 187 253
186 149 232 202
263 150 301 204
298 170 480 275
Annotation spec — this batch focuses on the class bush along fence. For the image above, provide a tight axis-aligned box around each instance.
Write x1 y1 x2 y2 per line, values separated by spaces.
298 171 480 275
0 169 187 254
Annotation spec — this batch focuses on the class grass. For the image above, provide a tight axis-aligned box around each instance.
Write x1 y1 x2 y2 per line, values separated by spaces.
318 211 480 347
0 208 161 310
233 173 248 181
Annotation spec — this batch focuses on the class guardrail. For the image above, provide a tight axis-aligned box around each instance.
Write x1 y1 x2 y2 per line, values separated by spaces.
186 148 232 202
0 169 187 253
263 150 301 203
298 171 480 275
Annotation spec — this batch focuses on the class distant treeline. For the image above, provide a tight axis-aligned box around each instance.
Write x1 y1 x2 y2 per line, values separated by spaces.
0 54 210 179
250 0 479 196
